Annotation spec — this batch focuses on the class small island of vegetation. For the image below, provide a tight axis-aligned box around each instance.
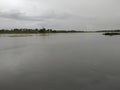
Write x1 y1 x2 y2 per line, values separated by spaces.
98 30 120 36
103 32 120 36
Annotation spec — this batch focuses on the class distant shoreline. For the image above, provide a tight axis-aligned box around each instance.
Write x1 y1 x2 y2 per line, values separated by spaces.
0 28 120 35
0 28 85 34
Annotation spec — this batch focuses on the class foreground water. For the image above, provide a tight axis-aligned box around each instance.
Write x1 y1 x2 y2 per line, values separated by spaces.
0 33 120 90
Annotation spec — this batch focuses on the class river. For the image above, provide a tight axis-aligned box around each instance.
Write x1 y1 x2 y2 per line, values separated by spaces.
0 33 120 90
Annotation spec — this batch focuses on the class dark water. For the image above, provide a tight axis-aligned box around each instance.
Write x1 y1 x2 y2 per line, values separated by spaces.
0 33 120 90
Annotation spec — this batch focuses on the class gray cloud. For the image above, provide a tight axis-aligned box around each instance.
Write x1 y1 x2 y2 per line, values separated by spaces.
0 10 71 21
0 0 120 30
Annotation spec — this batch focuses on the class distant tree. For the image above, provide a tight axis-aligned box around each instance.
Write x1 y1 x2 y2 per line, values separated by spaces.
39 28 46 33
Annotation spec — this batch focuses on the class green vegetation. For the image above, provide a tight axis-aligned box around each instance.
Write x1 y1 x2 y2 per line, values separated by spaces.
0 28 84 34
103 32 120 36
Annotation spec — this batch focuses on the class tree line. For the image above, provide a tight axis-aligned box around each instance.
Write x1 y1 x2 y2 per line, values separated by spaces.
0 28 84 33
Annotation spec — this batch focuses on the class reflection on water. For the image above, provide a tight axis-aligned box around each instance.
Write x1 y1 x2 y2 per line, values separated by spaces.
0 33 120 90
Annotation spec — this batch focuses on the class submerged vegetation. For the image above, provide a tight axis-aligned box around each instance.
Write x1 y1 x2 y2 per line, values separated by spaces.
0 28 84 34
9 34 33 37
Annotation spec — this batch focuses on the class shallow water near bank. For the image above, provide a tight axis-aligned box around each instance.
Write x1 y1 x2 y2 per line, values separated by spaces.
0 33 120 90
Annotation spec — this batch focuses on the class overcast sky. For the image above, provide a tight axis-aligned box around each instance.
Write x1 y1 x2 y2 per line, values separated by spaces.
0 0 120 30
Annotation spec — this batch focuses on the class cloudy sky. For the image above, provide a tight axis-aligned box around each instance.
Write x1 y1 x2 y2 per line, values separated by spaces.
0 0 120 30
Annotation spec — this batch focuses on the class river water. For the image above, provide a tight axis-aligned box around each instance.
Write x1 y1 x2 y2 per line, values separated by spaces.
0 33 120 90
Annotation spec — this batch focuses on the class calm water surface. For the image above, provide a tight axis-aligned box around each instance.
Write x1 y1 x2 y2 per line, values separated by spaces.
0 33 120 90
